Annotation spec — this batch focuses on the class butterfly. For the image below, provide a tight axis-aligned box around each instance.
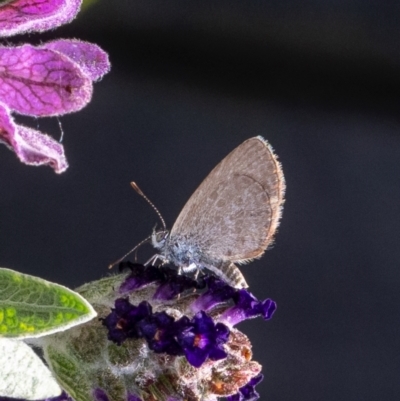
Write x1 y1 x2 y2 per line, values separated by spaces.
134 136 286 288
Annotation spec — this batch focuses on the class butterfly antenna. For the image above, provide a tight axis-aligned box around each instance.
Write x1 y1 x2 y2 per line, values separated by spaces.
108 234 152 269
130 182 167 231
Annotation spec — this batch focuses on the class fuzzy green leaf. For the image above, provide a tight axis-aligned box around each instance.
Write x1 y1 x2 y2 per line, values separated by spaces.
45 344 93 401
0 268 96 338
0 337 62 399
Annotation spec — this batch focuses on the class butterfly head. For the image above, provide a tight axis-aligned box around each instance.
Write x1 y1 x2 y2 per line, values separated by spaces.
151 227 169 250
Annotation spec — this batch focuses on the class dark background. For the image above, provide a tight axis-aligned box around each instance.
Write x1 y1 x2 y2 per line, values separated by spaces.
1 1 400 400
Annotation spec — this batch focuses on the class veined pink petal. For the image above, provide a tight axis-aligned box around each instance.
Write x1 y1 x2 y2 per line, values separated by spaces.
0 0 81 37
0 44 92 116
44 39 111 81
15 125 68 172
0 103 68 173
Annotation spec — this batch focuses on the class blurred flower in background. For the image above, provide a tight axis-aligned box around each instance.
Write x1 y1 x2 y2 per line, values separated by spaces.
0 0 109 173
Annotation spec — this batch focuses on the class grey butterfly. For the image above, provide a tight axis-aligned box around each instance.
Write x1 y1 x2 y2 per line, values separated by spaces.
145 136 285 288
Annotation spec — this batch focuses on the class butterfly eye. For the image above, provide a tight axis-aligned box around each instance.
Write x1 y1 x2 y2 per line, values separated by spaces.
156 231 168 243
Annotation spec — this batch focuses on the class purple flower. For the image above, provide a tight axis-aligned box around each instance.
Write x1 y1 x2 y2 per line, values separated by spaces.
177 311 230 368
127 395 142 401
152 267 204 301
93 388 110 401
119 262 203 300
102 299 152 345
119 263 164 293
0 1 110 173
220 289 277 326
137 311 187 355
190 276 236 313
226 374 264 401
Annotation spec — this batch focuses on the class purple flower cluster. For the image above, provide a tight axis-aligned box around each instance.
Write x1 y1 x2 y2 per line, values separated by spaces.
103 297 229 368
99 262 276 401
0 0 110 173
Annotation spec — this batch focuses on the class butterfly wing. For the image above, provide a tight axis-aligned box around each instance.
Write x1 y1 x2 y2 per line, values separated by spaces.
170 136 285 263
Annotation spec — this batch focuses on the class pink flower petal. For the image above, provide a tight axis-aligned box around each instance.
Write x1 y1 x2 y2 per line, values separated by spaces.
0 103 68 173
0 0 81 37
43 39 111 81
0 44 92 116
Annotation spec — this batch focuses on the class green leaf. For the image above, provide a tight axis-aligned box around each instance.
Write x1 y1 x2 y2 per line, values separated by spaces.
44 344 93 401
0 338 62 400
0 268 97 339
75 273 127 303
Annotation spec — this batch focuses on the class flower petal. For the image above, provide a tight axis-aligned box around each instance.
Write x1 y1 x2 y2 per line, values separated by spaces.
43 39 111 81
128 395 143 401
220 289 277 326
190 277 236 313
183 344 209 368
93 388 110 401
138 311 183 355
153 268 203 301
207 345 227 361
226 374 264 401
0 0 82 37
0 103 68 173
119 264 163 294
119 263 203 298
102 299 152 345
13 125 68 173
177 311 229 368
0 44 92 116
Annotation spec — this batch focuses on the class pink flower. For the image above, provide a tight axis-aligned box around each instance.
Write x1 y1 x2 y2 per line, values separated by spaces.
0 0 110 173
0 102 69 173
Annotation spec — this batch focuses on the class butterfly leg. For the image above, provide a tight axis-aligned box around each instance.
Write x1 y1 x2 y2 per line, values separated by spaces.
144 254 162 266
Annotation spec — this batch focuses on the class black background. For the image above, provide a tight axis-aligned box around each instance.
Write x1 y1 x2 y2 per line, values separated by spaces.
1 1 400 400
